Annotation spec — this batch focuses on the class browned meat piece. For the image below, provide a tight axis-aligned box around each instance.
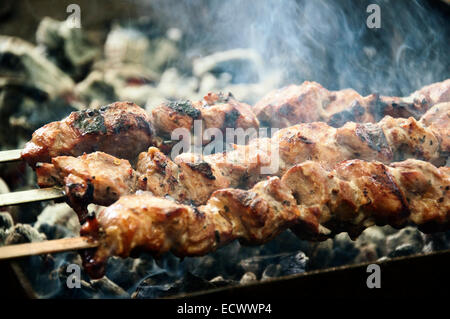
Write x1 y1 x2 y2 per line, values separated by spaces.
419 102 450 157
21 102 158 167
81 159 449 278
34 107 446 219
137 110 446 205
151 92 259 144
254 79 450 128
36 152 137 222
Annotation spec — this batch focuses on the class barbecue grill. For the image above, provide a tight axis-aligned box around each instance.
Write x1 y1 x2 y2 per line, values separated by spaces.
0 0 449 300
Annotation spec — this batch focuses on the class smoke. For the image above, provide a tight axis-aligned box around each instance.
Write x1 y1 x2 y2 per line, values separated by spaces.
147 0 450 96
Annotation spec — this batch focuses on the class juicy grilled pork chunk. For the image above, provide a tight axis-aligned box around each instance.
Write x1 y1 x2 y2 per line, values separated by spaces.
254 79 450 128
80 159 449 278
137 108 447 205
151 92 259 144
22 94 259 167
419 102 450 156
36 104 448 218
21 102 159 167
36 152 137 222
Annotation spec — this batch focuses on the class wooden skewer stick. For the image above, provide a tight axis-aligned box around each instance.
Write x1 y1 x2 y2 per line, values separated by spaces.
0 149 22 163
0 237 98 260
0 187 65 207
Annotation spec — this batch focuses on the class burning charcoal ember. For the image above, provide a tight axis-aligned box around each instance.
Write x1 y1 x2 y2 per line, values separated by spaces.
329 233 360 267
386 227 425 257
307 240 334 270
388 243 422 258
5 224 46 245
90 277 129 298
36 17 100 81
0 36 74 97
0 212 13 245
355 227 387 257
261 252 309 281
193 49 264 84
0 177 11 212
0 36 76 146
0 177 9 197
239 251 308 279
422 231 450 253
103 256 158 291
239 272 257 285
34 203 80 235
104 25 180 74
145 68 199 108
36 223 74 241
353 243 379 263
133 271 215 299
101 67 159 106
209 276 236 287
74 71 118 109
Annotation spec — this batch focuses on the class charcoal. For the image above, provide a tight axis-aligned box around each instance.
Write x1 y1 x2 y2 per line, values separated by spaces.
0 211 13 230
355 226 387 257
0 36 74 98
209 276 235 287
5 224 46 245
104 25 180 74
388 243 420 258
184 241 249 279
192 49 263 83
0 177 9 195
239 250 308 278
36 17 100 81
239 272 257 285
386 227 424 255
133 270 214 299
307 239 334 270
34 203 80 234
0 36 76 146
104 257 146 291
354 243 379 263
36 223 73 240
422 231 450 253
261 264 281 281
90 277 129 298
330 233 360 267
74 71 118 108
0 229 7 245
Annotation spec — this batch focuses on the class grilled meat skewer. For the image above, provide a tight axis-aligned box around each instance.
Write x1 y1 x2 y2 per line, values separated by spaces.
21 95 259 168
255 79 450 128
36 152 138 222
80 159 449 278
21 101 159 168
138 103 448 204
151 92 259 145
20 79 449 168
35 103 448 221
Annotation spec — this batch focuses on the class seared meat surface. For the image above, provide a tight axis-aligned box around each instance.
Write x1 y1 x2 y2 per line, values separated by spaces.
419 102 450 157
22 94 259 167
33 103 447 218
254 79 450 128
21 102 158 167
81 159 449 278
36 152 137 222
151 92 259 144
137 108 447 205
